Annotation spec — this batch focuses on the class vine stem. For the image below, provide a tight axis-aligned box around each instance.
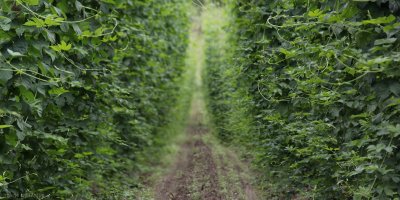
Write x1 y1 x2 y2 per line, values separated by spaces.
192 0 207 10
16 0 98 24
0 173 37 187
266 14 371 33
257 80 293 102
59 53 109 72
80 18 119 38
2 60 55 82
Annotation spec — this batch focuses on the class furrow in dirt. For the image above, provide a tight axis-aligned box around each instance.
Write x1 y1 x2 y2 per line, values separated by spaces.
192 139 221 200
155 139 195 200
155 121 223 200
155 82 258 199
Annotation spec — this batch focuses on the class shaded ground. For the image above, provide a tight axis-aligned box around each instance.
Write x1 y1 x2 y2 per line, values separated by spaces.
155 96 258 200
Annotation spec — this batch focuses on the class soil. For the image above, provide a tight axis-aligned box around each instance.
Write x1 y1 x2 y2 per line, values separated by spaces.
155 98 259 200
154 11 258 200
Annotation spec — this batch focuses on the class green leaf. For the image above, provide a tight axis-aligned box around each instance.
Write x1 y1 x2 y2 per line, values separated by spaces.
0 125 12 129
383 22 400 33
21 0 39 6
374 38 397 45
362 15 396 25
279 48 295 57
367 143 386 153
389 82 400 96
46 30 56 43
44 49 57 61
44 16 63 26
367 57 391 65
5 133 17 146
308 9 323 17
383 186 394 196
384 145 393 153
75 1 83 11
0 16 11 31
16 131 25 141
96 147 116 155
350 112 369 119
0 71 13 82
17 119 32 131
24 18 46 28
7 49 25 57
25 16 62 28
387 124 400 137
40 132 68 145
56 0 68 13
101 0 116 4
0 30 11 45
19 86 35 102
72 24 82 35
21 144 32 150
48 87 69 96
50 41 72 52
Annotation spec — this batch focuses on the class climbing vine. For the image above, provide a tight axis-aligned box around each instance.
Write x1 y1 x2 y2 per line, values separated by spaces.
205 0 400 199
0 0 189 198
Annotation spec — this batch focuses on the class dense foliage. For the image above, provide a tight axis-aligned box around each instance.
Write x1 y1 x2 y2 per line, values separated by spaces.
205 0 400 199
0 0 189 198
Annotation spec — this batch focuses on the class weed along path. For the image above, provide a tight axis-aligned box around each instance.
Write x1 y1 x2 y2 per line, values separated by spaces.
153 9 259 200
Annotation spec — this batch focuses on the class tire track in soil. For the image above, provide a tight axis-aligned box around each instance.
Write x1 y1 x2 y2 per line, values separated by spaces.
155 121 222 200
192 139 221 200
156 138 194 200
155 98 258 200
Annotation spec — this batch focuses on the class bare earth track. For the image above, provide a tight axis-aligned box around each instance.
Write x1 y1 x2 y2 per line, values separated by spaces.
155 98 258 200
154 10 258 199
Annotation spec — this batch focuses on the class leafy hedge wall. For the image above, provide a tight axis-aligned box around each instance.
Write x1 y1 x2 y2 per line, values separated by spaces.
0 0 189 198
205 0 400 199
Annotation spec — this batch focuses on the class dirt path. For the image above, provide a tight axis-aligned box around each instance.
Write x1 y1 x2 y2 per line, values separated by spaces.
155 95 258 200
154 7 259 199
